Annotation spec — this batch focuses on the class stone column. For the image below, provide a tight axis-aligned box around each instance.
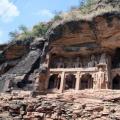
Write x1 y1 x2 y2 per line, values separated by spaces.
75 72 80 90
93 73 97 89
59 72 65 93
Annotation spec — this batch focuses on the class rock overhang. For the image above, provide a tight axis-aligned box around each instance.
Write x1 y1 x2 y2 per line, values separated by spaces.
46 11 120 51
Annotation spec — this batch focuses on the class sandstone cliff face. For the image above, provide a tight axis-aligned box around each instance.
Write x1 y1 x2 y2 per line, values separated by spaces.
46 12 120 50
0 14 120 92
45 0 120 50
38 11 120 76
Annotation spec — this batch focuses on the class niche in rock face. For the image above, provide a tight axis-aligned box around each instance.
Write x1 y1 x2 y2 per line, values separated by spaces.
112 74 120 90
48 74 61 89
65 74 76 90
80 73 93 90
112 48 120 68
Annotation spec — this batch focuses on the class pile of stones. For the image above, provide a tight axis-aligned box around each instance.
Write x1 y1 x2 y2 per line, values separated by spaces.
0 90 120 120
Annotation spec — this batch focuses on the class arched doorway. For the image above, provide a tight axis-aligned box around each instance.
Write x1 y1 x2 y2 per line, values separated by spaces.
65 74 76 90
48 74 61 89
112 74 120 89
112 48 120 68
80 73 93 89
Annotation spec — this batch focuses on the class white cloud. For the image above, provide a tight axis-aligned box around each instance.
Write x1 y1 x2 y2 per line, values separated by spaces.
0 0 20 22
36 9 54 18
0 30 4 44
0 30 3 37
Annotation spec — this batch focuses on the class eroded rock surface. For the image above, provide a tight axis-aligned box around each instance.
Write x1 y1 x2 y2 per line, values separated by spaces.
0 38 45 92
0 90 120 120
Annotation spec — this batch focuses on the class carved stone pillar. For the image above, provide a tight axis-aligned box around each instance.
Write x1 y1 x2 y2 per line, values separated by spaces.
32 72 47 96
79 74 82 90
59 72 65 93
75 72 80 90
93 73 97 89
98 53 110 89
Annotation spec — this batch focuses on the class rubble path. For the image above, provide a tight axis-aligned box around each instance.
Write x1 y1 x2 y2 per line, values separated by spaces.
0 89 120 120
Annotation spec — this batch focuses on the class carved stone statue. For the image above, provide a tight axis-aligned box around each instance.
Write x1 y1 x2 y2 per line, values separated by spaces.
34 74 40 91
97 67 106 89
57 58 64 68
74 57 82 68
93 74 97 89
33 73 41 96
67 59 73 68
88 55 97 67
99 53 107 64
54 59 58 68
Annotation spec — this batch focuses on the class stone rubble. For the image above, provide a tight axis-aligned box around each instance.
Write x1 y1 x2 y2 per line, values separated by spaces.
0 90 120 120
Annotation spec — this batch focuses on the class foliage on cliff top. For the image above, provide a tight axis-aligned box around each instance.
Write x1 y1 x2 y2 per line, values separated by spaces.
9 22 51 42
58 0 120 22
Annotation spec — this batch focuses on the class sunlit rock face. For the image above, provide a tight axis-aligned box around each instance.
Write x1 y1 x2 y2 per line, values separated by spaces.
47 12 120 50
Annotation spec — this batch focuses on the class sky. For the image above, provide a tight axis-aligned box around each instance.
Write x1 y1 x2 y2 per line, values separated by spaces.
0 0 81 44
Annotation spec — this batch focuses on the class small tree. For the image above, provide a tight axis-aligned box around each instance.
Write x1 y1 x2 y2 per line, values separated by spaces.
52 11 62 21
53 15 62 21
9 30 19 41
19 25 28 34
32 23 48 37
79 0 97 13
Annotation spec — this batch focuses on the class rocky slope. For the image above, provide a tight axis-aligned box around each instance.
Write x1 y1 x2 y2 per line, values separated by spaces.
0 38 45 92
0 90 120 120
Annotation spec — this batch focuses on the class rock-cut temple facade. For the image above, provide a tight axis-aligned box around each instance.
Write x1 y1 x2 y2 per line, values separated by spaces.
0 10 120 94
33 12 120 94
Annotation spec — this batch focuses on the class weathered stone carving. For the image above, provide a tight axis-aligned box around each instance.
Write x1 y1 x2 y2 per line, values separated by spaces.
88 55 97 67
57 58 64 68
99 53 107 64
96 67 107 89
67 59 72 68
34 74 40 92
74 57 82 68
